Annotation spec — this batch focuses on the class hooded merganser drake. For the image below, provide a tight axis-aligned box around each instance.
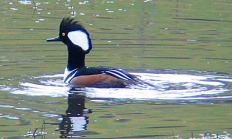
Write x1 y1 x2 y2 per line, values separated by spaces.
47 17 137 88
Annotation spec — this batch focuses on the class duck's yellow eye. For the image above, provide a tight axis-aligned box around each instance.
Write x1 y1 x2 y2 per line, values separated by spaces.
62 32 65 36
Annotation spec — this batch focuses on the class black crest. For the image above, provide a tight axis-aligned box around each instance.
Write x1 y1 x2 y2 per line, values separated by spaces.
57 17 92 54
59 17 86 35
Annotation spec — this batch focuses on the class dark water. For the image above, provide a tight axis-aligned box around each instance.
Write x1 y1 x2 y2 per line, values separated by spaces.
0 0 232 138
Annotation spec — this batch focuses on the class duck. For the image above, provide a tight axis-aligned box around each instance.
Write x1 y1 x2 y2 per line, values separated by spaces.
47 17 138 88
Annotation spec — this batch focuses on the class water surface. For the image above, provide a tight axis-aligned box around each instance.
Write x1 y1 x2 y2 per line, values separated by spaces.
0 0 232 138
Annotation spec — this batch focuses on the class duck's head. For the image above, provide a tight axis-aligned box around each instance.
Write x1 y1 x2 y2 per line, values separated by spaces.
47 17 92 54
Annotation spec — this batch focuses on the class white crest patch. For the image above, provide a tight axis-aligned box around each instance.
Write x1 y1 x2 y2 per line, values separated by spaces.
67 31 89 51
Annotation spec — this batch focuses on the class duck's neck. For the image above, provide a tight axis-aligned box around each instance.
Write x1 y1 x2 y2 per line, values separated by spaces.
66 46 86 71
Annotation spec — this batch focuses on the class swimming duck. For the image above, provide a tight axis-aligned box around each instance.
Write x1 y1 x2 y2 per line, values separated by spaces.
47 17 137 88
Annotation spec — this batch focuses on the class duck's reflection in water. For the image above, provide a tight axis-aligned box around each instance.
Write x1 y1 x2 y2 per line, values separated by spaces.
59 88 92 138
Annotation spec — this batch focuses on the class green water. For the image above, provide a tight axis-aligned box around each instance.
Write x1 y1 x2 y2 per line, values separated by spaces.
0 0 232 138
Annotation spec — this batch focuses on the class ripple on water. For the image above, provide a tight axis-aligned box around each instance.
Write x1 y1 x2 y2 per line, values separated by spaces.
0 114 20 120
1 70 232 103
18 0 32 5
